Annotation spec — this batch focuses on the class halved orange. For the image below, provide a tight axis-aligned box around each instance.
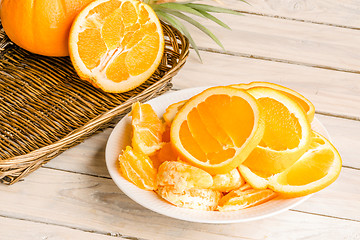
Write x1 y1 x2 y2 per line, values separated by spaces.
240 87 312 181
231 82 315 122
69 0 164 93
268 131 342 197
131 102 164 155
170 86 265 175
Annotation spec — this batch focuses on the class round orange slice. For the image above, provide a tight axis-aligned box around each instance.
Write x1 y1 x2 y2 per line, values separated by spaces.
268 131 342 197
231 82 315 122
170 86 265 175
69 0 164 93
240 87 312 180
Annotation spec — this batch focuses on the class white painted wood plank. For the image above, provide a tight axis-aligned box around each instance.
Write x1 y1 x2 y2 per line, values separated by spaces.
0 167 359 240
0 216 121 240
316 114 360 169
293 167 360 221
181 12 360 72
172 50 360 119
211 0 360 29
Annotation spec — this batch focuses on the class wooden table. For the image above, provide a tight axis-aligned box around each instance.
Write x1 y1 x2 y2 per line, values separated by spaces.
1 0 360 239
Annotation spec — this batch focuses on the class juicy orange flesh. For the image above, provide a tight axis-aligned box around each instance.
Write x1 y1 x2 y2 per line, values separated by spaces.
150 142 178 169
218 189 276 209
118 146 157 190
258 97 301 150
178 95 255 164
276 149 334 186
131 103 163 155
77 0 160 82
157 161 213 190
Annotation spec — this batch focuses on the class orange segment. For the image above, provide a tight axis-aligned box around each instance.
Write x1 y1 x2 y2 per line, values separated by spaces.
211 168 245 192
157 161 213 191
69 0 164 93
170 86 265 175
157 186 222 211
163 100 187 125
118 146 157 190
131 102 164 156
217 187 277 211
241 87 312 179
268 131 342 197
150 142 178 169
231 82 315 122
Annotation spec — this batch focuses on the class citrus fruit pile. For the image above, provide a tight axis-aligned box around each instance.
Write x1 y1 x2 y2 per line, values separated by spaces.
117 82 342 211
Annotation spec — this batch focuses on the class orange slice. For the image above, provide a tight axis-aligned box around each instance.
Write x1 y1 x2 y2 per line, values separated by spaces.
268 131 342 197
131 102 164 156
239 130 333 190
118 146 157 190
231 82 315 122
217 187 277 211
211 168 245 192
241 87 312 180
170 86 265 175
69 0 164 93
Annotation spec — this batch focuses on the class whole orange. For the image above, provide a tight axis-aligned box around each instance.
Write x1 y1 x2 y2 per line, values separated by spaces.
0 0 93 56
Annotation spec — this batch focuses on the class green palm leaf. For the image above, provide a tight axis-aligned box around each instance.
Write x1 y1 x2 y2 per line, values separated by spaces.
148 1 246 60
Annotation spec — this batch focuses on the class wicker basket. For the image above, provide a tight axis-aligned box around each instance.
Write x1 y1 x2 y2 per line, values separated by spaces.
0 22 189 184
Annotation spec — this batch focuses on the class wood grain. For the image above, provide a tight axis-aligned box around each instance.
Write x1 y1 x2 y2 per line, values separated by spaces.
172 50 360 119
0 216 121 240
216 0 360 29
0 167 359 240
182 12 360 73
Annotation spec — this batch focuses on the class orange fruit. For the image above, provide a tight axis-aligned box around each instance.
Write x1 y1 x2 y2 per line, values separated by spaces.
1 0 93 56
163 100 187 125
217 187 277 211
118 146 157 190
170 86 265 175
157 161 213 191
239 130 337 190
231 82 315 122
130 102 164 156
69 0 164 93
150 142 178 169
211 168 245 192
268 131 342 197
157 186 222 211
240 87 312 180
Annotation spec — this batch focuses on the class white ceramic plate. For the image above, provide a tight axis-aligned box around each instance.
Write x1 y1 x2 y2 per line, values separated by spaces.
105 87 330 223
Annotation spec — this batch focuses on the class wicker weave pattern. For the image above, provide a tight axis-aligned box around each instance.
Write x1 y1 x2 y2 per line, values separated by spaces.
0 22 189 184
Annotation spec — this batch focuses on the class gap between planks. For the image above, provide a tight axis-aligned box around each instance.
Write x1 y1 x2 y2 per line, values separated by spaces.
171 87 360 122
196 47 360 75
234 10 360 31
0 214 145 240
289 209 360 223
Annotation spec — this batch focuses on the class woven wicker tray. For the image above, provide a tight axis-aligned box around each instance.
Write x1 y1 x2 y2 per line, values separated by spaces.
0 22 189 184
